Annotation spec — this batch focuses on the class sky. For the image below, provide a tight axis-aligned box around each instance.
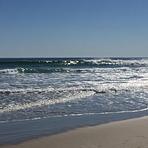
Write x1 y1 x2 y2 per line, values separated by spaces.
0 0 148 57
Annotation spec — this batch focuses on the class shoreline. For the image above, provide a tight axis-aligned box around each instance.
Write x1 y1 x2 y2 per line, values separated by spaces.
0 109 148 145
1 116 148 148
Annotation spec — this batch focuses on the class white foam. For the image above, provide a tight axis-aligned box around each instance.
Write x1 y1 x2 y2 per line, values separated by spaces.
0 68 18 74
84 59 148 67
0 87 54 94
0 90 95 113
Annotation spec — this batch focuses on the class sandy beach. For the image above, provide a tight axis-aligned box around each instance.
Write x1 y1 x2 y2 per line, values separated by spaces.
1 116 148 148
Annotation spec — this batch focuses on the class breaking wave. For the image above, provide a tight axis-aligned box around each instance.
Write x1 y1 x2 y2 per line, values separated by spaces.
0 58 148 74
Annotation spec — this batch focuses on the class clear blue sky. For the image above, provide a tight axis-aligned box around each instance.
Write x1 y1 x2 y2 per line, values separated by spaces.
0 0 148 57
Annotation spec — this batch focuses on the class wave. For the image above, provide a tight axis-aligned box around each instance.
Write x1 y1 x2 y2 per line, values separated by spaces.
0 67 89 74
0 58 148 74
0 90 95 113
0 68 19 74
1 78 148 114
1 106 148 123
1 75 148 95
0 58 148 69
0 87 54 94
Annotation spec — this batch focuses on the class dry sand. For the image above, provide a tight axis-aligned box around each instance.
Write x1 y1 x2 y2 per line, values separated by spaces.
1 116 148 148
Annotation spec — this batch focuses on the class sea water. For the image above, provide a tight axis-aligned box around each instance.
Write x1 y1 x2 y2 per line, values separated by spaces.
0 57 148 123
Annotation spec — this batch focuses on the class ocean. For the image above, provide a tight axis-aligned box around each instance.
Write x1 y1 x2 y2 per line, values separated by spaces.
1 57 148 143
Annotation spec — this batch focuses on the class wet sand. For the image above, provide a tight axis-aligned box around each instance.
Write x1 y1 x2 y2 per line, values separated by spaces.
1 116 148 148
